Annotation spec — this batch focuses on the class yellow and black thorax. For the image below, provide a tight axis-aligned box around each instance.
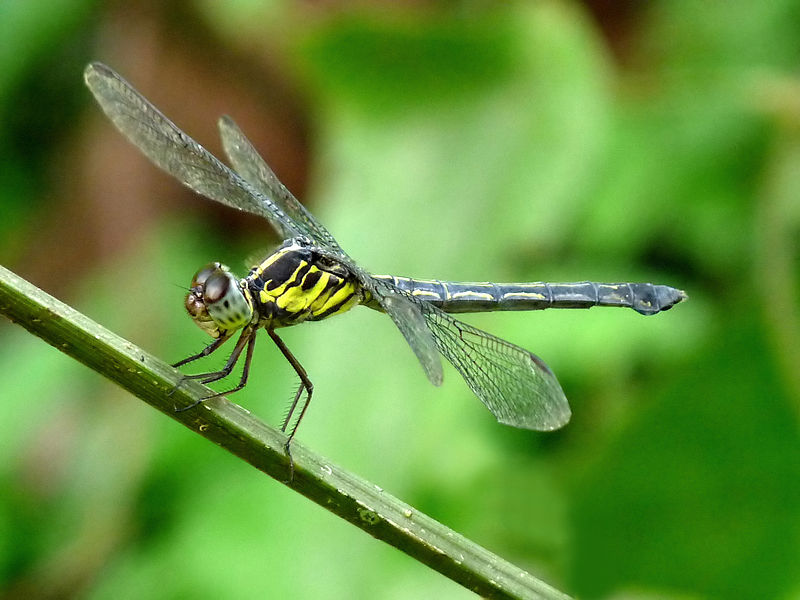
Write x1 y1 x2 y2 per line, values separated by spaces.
247 238 364 328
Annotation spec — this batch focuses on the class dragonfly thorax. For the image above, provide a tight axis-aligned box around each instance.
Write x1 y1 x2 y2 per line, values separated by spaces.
247 238 364 329
184 262 255 339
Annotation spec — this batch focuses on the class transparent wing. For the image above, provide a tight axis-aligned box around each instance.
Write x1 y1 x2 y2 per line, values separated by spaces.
218 116 345 255
360 274 570 430
422 303 571 430
362 276 443 386
83 62 301 241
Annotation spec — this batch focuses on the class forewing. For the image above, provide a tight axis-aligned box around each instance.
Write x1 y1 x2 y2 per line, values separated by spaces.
362 276 443 386
218 116 345 254
421 304 571 431
84 62 300 240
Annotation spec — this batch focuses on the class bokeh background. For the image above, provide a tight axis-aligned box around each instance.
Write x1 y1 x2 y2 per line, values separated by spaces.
1 1 799 598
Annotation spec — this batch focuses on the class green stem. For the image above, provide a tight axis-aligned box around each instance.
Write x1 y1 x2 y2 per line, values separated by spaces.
0 264 571 600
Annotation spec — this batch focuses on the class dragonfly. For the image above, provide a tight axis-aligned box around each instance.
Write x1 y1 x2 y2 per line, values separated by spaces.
84 62 686 466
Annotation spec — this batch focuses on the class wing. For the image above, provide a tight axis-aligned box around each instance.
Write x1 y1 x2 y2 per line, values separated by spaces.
422 302 571 431
218 116 345 255
361 274 570 431
363 276 443 386
83 62 301 241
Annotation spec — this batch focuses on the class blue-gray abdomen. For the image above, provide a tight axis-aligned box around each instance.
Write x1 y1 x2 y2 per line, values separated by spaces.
368 277 686 316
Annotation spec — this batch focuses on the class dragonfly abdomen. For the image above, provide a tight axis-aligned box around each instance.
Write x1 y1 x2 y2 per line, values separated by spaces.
369 276 686 316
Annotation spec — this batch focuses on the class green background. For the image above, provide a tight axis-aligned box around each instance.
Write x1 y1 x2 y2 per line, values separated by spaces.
1 1 798 598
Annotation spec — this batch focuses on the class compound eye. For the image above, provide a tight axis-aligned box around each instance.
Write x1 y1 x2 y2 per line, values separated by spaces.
191 263 223 288
203 271 231 304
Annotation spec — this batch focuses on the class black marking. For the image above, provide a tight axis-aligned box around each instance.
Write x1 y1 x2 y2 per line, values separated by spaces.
314 287 355 320
284 261 312 291
261 250 308 291
301 269 322 291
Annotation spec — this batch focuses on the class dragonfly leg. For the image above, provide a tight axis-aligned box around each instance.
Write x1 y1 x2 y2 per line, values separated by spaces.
193 331 257 398
168 335 231 399
171 334 231 368
267 328 313 481
174 327 254 412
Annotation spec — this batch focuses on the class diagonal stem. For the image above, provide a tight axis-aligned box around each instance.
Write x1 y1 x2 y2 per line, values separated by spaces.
0 264 572 600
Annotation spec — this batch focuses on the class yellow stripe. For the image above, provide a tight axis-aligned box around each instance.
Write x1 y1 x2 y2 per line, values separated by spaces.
330 293 360 316
451 290 494 301
302 268 332 302
259 263 326 309
276 286 308 312
276 269 331 313
500 291 547 301
308 286 336 314
253 249 289 278
410 289 440 300
265 262 307 297
311 281 357 317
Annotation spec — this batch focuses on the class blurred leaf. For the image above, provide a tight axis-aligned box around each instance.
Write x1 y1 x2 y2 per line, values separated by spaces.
570 315 800 599
0 0 93 100
300 11 517 117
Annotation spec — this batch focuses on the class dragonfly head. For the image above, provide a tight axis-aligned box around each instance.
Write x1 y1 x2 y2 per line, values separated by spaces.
184 263 254 338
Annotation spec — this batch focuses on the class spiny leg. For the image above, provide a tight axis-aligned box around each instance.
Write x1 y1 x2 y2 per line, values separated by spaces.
172 334 230 369
174 327 255 412
267 328 313 480
196 331 257 398
169 333 232 399
187 328 254 385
